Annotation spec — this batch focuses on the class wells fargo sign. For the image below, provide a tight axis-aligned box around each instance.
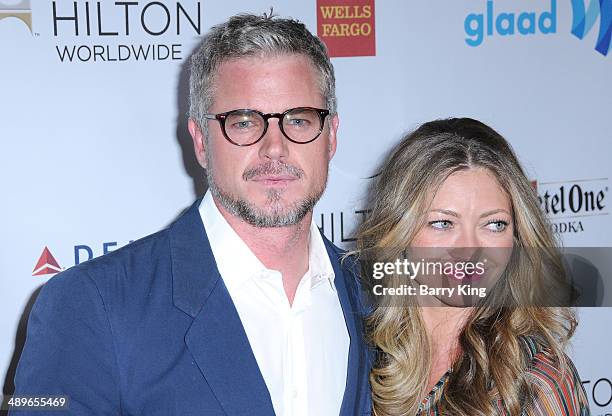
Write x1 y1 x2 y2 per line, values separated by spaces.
317 0 376 57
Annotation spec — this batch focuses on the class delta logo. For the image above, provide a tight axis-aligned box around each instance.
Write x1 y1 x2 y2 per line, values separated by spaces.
532 178 609 233
317 0 375 57
0 0 32 33
32 246 63 276
32 240 131 277
464 0 612 56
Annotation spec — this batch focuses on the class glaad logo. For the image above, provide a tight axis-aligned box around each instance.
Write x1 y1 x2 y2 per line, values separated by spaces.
464 0 557 47
0 0 32 33
571 0 612 56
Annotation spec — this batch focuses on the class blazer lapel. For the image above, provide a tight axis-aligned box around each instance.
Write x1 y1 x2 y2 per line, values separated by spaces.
170 200 275 415
184 281 275 415
322 236 368 416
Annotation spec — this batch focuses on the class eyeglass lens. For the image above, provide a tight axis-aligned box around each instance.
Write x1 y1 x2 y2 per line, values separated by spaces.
224 108 323 145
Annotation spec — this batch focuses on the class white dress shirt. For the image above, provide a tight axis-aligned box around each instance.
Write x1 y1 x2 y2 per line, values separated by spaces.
199 191 350 416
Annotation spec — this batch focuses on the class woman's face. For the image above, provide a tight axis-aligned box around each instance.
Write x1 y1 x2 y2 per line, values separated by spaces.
413 167 514 248
410 167 514 306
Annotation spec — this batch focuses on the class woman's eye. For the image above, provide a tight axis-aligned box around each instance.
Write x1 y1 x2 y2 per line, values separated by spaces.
429 220 453 230
485 220 508 232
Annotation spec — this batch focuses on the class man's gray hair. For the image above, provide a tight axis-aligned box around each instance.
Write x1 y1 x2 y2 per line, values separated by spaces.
189 12 337 130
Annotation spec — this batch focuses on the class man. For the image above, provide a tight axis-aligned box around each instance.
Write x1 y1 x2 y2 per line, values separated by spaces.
12 13 371 416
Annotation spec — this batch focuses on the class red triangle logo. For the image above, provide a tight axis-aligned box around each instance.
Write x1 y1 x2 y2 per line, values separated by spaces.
32 246 63 276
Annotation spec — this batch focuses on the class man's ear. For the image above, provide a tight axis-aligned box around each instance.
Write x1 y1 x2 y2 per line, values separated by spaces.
188 118 207 169
328 114 339 160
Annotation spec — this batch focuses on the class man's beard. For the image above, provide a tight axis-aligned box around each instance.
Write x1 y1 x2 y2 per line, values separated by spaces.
206 159 327 228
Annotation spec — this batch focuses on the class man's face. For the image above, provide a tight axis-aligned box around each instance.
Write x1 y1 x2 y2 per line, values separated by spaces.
189 54 338 227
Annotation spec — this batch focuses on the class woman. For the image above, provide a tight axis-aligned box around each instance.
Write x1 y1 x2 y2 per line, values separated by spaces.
356 118 590 415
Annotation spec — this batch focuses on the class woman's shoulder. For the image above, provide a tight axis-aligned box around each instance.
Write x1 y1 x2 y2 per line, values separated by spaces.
521 337 590 415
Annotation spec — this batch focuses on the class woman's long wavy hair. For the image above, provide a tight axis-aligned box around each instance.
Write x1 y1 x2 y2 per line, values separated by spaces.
356 118 577 415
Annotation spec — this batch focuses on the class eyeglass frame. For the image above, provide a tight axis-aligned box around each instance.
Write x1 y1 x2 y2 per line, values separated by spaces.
203 107 330 147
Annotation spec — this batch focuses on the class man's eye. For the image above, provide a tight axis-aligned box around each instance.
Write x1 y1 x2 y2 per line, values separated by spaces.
232 120 254 129
287 118 310 127
429 220 453 230
485 220 508 232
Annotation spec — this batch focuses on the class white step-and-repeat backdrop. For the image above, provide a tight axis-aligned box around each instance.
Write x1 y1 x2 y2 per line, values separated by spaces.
1 0 611 413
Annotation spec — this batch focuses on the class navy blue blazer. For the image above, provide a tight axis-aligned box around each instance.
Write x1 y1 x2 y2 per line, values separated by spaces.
12 200 372 415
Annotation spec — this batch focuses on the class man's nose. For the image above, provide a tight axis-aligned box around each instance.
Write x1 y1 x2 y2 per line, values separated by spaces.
258 118 289 160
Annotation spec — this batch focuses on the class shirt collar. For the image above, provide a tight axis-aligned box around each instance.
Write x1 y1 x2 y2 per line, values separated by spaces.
199 190 336 292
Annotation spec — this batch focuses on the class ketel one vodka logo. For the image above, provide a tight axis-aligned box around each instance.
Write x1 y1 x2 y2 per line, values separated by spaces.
534 178 609 233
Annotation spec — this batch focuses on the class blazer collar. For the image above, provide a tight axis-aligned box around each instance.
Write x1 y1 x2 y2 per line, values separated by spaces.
320 233 368 416
169 198 220 318
169 199 275 415
168 200 367 415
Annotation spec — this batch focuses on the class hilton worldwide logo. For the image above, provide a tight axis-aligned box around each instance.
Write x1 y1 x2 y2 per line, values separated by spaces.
1 1 201 62
0 0 32 33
